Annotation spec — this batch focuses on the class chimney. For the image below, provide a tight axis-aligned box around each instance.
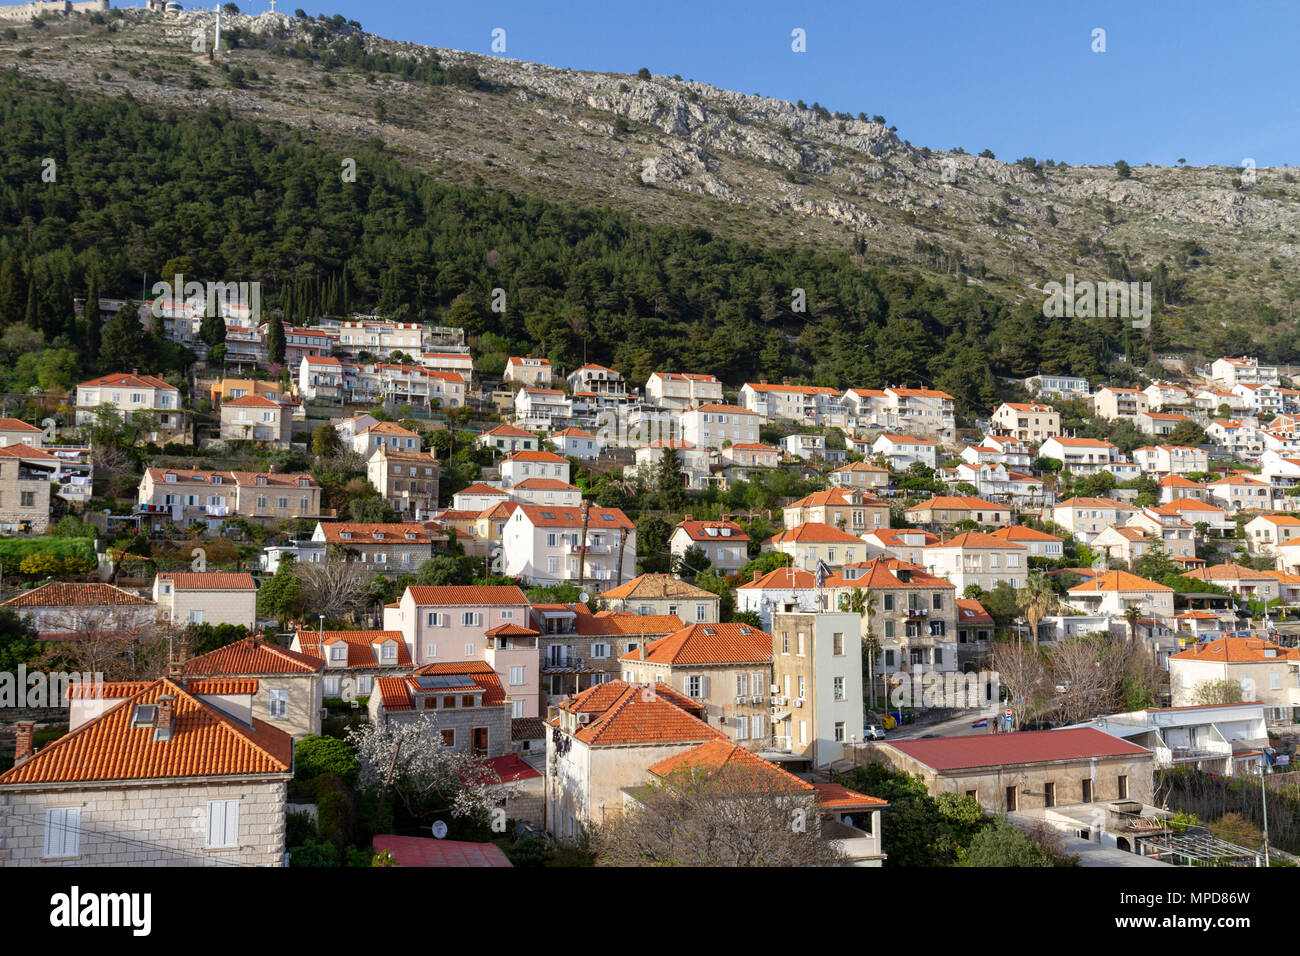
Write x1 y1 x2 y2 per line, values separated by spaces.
180 632 191 662
753 570 761 583
14 720 34 763
684 514 692 522
155 695 175 740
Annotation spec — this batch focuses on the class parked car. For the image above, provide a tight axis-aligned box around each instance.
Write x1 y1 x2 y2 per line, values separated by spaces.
864 725 886 740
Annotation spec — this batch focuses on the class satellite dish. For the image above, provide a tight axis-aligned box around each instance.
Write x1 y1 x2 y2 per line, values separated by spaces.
579 591 589 603
431 820 448 840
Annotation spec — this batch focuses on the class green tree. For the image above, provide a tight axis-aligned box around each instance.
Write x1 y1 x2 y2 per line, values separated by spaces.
0 606 41 672
964 818 1075 866
1018 572 1059 649
294 735 359 786
267 315 286 364
654 448 688 512
200 307 226 349
312 422 341 457
99 303 150 371
413 555 473 586
257 556 303 623
1114 159 1132 180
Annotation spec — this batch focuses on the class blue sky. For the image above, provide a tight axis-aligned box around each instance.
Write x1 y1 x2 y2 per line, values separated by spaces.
254 0 1295 167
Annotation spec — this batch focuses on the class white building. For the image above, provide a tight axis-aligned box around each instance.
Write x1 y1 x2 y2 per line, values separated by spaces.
679 404 761 450
501 504 637 586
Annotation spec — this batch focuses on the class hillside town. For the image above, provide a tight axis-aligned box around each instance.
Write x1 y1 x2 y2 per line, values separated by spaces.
0 314 1297 869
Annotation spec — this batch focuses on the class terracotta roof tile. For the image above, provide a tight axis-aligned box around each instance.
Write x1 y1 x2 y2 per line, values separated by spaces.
0 679 292 785
157 572 256 591
403 585 528 606
182 639 323 676
622 622 773 665
887 728 1150 772
2 583 154 608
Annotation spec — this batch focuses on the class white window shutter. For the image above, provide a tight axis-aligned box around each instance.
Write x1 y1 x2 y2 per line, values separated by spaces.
700 675 709 698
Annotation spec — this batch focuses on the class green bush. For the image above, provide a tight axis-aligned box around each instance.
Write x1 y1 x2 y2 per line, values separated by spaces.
288 838 339 867
286 810 317 846
294 737 359 787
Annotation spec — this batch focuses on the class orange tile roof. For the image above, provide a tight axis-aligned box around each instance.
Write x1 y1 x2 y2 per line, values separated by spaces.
600 573 715 601
648 740 814 791
403 585 528 606
0 418 40 432
737 567 813 591
1056 497 1135 509
156 572 256 591
560 681 723 746
1183 563 1274 582
504 450 569 463
317 523 436 544
412 660 508 706
744 382 839 395
691 403 756 415
622 622 773 665
1153 498 1226 514
987 525 1063 543
185 677 259 695
1068 570 1173 593
1045 437 1116 448
928 531 1026 550
517 504 635 529
675 519 750 542
865 528 939 547
767 522 866 545
826 558 954 591
78 372 176 391
481 424 536 438
879 433 936 445
812 781 889 809
955 598 993 624
1171 637 1300 663
581 609 683 637
295 630 411 668
183 638 324 675
549 427 598 439
223 394 280 408
2 583 154 608
907 496 1011 512
510 478 579 491
0 679 292 785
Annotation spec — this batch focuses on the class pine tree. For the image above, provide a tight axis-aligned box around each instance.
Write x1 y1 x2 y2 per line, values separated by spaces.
267 314 286 364
200 307 226 348
83 272 102 364
0 255 26 324
100 305 149 371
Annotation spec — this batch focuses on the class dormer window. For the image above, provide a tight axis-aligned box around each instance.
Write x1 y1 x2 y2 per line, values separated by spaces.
298 478 310 487
165 473 176 483
210 475 221 484
375 532 385 539
405 532 417 540
340 531 352 540
256 476 267 486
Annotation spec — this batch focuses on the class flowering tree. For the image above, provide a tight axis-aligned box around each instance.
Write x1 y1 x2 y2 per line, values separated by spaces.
346 715 517 825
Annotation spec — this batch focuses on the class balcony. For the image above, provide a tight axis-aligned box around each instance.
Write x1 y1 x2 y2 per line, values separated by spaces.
563 540 614 555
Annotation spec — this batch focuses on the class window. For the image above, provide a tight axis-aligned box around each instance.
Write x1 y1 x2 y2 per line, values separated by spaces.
833 677 845 700
44 807 81 859
207 800 240 848
798 675 806 699
381 643 396 661
464 642 475 656
696 604 708 622
511 699 525 718
832 632 844 656
591 643 610 658
800 720 808 744
509 666 525 685
782 632 790 654
19 491 34 508
324 676 340 696
1117 775 1129 799
462 612 481 627
329 646 346 661
883 594 895 611
441 729 455 747
797 633 805 656
833 721 845 742
268 689 288 718
687 675 704 698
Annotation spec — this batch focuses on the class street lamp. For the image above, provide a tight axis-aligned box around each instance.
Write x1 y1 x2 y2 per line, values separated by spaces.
1259 762 1271 867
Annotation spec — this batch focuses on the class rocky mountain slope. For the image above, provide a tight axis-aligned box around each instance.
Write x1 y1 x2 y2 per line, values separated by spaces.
4 7 1299 350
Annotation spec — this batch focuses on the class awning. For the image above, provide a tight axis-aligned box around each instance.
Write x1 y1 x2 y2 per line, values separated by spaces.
771 709 792 722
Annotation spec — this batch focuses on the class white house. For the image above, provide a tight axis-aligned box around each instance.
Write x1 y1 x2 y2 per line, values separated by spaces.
871 434 937 470
679 404 760 450
501 504 637 586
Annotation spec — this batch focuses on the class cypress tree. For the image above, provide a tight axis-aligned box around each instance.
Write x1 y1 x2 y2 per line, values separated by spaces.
267 314 285 364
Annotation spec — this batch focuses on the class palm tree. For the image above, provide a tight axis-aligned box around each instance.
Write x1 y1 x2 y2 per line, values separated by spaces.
1017 572 1059 649
1124 605 1142 646
839 587 880 708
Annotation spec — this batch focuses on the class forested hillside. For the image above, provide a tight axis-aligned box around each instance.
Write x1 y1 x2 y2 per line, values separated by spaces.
0 70 1139 413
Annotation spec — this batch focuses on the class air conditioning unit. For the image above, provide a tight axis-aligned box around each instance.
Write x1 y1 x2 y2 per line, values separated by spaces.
770 684 780 694
577 713 590 724
794 699 803 708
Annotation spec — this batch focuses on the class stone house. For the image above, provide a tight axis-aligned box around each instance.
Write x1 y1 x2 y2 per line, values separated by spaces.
181 636 326 739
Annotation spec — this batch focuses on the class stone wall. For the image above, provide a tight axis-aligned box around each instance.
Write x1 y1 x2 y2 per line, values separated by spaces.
0 777 289 866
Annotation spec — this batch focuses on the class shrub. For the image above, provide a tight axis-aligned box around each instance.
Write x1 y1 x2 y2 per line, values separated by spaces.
294 736 359 786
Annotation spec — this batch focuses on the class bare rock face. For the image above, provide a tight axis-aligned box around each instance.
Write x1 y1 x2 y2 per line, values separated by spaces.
10 8 1300 304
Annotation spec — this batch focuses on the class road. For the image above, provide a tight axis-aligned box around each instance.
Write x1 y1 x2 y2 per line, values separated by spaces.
883 709 1001 740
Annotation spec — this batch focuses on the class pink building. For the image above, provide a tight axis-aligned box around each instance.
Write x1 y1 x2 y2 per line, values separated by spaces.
384 584 538 718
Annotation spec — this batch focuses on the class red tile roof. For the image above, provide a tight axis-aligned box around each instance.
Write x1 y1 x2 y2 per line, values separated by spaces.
516 504 634 529
1171 637 1300 663
182 638 324 676
2 583 154 608
675 519 750 542
887 728 1151 772
185 677 259 695
79 372 176 391
600 573 715 601
1068 570 1173 593
0 678 292 785
907 496 1011 513
767 522 865 545
0 417 40 432
648 739 814 791
622 622 773 665
371 835 512 867
564 682 725 746
157 572 256 591
412 660 507 706
811 781 889 809
955 598 993 625
317 523 436 544
503 450 568 463
403 585 528 606
295 630 411 668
